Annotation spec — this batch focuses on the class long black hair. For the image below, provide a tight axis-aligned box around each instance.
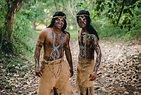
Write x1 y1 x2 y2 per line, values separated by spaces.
47 11 67 33
77 10 99 40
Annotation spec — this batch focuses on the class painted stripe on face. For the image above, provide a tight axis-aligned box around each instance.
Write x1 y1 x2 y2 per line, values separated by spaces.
78 15 86 25
55 17 64 25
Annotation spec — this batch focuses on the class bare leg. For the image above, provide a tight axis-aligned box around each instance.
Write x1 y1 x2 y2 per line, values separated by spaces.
54 87 58 95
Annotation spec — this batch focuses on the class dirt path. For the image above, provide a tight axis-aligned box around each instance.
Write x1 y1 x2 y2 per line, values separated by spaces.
0 39 141 95
70 39 141 95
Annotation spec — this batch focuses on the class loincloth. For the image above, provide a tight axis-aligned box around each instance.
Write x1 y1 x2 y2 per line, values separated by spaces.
38 58 72 94
76 59 95 87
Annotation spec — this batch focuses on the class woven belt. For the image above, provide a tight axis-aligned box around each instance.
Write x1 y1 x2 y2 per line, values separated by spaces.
42 58 63 65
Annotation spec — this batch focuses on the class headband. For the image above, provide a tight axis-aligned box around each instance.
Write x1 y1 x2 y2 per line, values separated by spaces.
53 16 66 19
77 14 89 17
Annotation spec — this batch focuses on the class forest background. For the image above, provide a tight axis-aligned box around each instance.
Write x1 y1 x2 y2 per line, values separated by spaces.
0 0 141 94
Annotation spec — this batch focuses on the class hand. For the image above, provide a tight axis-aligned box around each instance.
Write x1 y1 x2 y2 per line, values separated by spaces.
35 66 43 77
89 72 97 81
69 68 74 77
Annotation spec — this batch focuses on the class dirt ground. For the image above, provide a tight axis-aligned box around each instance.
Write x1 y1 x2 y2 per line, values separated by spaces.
0 39 141 95
70 39 141 95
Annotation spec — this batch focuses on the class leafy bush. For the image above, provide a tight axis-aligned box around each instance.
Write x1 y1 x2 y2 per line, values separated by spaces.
13 11 36 59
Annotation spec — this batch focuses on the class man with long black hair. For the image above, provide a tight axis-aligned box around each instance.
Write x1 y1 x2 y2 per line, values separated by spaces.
76 10 102 95
34 11 74 95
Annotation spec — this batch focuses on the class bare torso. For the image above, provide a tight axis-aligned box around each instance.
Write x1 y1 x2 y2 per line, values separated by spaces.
78 31 95 61
35 13 73 78
39 28 68 61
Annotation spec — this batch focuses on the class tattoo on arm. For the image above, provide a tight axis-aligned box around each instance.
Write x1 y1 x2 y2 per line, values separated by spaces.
34 30 45 71
94 46 101 72
93 35 102 72
34 43 42 71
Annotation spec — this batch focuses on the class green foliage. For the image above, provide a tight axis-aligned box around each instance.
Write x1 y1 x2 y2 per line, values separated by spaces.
0 0 6 26
123 14 141 40
13 11 35 58
68 29 78 40
1 0 141 56
97 17 121 39
0 0 7 45
21 1 49 27
1 2 141 93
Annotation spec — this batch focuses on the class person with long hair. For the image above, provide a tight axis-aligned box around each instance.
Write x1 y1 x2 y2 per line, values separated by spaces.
76 10 102 95
34 11 74 95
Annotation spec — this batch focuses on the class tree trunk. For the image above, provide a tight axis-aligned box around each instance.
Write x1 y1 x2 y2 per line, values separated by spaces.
117 0 125 25
2 0 23 53
33 21 37 30
5 10 15 42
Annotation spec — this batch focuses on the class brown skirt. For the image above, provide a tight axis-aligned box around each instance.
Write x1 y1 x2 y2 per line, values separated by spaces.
76 59 95 95
38 58 73 95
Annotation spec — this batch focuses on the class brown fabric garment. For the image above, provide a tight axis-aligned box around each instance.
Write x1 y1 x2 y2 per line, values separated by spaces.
38 58 74 95
79 87 94 95
76 59 95 95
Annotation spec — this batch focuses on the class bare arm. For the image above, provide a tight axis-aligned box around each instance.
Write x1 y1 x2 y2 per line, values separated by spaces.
93 35 102 72
34 43 42 75
64 33 73 77
89 35 102 81
34 30 45 77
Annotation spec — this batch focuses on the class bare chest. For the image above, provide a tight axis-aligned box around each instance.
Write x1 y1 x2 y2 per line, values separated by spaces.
78 34 93 46
45 32 66 48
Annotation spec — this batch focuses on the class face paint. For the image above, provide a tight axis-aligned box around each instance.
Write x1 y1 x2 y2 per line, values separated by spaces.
55 17 64 25
78 15 87 27
78 16 86 23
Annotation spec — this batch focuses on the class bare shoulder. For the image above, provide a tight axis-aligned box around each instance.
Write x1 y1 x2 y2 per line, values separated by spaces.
64 31 70 39
41 28 51 34
63 32 70 47
91 34 98 40
65 31 70 36
39 28 51 36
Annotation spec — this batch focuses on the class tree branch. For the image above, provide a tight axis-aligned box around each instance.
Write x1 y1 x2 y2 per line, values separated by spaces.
117 0 125 25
